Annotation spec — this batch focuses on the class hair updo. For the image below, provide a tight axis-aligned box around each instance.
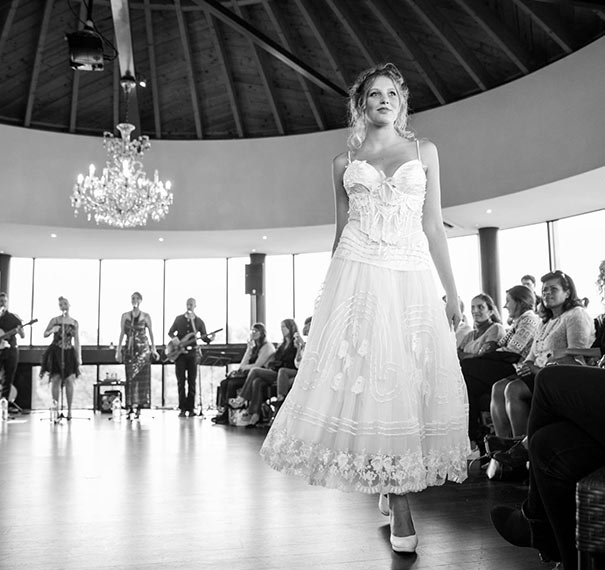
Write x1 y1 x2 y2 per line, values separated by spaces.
347 63 414 150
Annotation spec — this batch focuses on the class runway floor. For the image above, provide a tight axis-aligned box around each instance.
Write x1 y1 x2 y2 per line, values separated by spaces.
0 410 551 570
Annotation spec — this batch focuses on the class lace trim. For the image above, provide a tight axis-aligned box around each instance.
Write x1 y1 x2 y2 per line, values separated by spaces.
261 427 469 494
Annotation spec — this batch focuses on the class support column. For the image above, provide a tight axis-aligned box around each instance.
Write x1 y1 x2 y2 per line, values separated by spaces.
478 227 501 310
247 253 265 326
0 253 10 294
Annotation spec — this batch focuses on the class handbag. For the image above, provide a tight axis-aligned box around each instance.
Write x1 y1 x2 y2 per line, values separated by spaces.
228 408 251 427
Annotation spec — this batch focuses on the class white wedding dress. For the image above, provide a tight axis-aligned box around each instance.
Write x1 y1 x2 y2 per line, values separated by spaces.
260 144 470 494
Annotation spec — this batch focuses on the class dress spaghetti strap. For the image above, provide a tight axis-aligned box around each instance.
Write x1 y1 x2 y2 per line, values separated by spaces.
415 139 421 162
347 150 352 165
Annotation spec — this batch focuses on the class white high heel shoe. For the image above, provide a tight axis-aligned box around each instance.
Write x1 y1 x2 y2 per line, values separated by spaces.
378 493 389 516
390 533 418 553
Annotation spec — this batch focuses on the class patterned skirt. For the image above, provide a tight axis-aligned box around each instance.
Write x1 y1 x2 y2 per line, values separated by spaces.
260 256 470 494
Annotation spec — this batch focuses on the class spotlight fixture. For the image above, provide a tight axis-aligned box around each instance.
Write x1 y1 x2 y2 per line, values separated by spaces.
66 21 104 72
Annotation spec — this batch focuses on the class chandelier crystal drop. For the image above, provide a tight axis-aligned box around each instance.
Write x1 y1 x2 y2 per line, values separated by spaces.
71 122 173 228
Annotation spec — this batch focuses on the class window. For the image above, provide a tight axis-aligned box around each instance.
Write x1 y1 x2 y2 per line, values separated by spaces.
31 259 100 345
7 257 33 344
447 235 481 323
227 257 249 343
294 252 331 324
265 255 294 341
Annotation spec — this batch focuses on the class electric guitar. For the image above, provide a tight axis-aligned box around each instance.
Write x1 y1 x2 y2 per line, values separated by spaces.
163 328 222 363
0 319 38 350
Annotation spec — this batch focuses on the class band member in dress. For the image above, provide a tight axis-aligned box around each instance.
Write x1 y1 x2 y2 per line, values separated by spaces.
41 296 81 420
167 298 215 417
0 292 24 402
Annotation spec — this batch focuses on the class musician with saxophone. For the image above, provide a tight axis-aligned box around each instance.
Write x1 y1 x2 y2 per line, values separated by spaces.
167 298 215 417
0 292 24 404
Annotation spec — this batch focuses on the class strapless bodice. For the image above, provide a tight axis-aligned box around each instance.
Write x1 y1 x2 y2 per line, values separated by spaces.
334 158 431 270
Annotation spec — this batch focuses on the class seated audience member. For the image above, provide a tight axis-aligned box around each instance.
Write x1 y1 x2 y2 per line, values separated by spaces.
229 319 298 427
490 270 594 463
521 273 542 308
212 323 274 425
461 285 540 446
458 294 506 360
275 317 311 407
491 364 605 570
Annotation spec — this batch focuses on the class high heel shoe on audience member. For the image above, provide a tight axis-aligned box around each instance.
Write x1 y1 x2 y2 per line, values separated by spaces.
228 396 245 409
492 440 529 468
245 413 260 428
211 410 229 425
378 494 390 516
484 435 520 455
390 533 418 553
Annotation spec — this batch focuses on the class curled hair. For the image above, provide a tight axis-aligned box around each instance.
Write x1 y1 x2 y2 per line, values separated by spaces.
540 270 583 321
472 293 502 324
506 285 535 315
597 260 605 302
347 63 414 149
248 322 268 365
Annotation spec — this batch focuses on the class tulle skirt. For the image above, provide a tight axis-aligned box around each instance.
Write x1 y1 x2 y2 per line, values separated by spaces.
260 256 470 494
41 344 79 379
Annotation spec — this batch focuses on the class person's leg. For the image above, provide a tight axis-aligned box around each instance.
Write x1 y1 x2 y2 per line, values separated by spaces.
0 347 18 400
186 354 197 414
239 368 262 402
64 375 74 418
530 421 605 570
462 358 516 441
50 374 61 403
248 370 277 416
276 368 297 399
490 377 513 437
175 357 187 414
389 494 418 552
503 379 533 437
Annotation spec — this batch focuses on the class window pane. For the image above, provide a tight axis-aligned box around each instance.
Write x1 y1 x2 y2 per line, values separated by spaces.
98 260 164 347
227 257 249 343
556 210 605 317
164 259 227 344
32 364 96 411
499 223 550 310
294 252 331 323
265 255 294 342
7 257 33 344
31 259 100 345
447 235 481 323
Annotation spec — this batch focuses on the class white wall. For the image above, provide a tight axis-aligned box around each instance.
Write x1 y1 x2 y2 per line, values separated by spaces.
1 37 603 233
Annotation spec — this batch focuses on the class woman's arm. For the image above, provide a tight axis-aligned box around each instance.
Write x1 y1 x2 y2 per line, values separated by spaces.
74 320 81 365
548 307 595 364
43 317 58 338
331 153 349 255
116 313 126 362
145 313 159 359
237 344 254 370
421 140 460 329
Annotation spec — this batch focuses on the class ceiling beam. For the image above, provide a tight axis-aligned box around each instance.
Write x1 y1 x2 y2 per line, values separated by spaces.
293 0 349 88
143 0 162 138
325 0 380 68
511 0 574 53
206 12 245 137
24 0 54 127
452 0 533 74
69 0 88 133
0 0 20 66
230 1 284 135
532 0 605 15
261 0 325 130
109 0 142 132
191 0 347 97
366 0 452 105
404 0 494 91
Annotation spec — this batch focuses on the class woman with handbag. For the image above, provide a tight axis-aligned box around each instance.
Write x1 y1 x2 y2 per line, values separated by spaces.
228 319 298 427
212 322 274 425
461 285 541 447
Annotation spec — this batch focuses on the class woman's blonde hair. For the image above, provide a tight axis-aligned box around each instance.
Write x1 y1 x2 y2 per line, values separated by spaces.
347 63 414 150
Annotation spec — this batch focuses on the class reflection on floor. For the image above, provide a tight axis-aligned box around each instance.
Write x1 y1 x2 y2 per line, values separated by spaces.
0 410 547 570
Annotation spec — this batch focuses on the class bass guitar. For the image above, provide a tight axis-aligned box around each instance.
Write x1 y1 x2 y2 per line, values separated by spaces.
0 319 38 350
163 328 223 363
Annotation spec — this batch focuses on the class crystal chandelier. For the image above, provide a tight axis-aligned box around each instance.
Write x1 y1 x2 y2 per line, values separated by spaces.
71 77 173 228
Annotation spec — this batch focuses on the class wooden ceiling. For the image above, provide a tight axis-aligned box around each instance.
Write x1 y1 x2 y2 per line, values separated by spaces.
1 0 604 140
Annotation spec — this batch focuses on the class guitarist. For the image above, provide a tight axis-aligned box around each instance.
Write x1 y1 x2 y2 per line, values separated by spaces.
167 298 215 417
0 292 24 403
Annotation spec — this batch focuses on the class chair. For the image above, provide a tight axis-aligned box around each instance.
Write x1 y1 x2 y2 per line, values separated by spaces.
576 466 605 570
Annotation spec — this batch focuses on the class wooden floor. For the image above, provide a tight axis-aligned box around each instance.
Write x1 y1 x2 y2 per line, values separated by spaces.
0 410 551 570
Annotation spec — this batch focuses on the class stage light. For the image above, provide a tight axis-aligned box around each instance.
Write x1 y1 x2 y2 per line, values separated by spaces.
66 21 104 72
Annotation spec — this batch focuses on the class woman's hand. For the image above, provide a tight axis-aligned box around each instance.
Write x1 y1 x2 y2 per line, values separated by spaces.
293 332 304 349
445 298 462 331
478 341 498 355
151 348 160 361
517 361 539 377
